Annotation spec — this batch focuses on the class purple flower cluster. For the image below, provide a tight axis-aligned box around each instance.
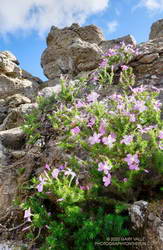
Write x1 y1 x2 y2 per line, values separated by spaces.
124 154 140 170
98 162 112 174
121 135 133 145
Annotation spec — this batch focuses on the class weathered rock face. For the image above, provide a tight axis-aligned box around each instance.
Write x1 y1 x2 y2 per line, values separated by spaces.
149 19 163 40
99 34 136 52
129 200 163 250
0 51 42 129
0 51 41 100
128 37 163 91
41 23 105 79
0 51 42 220
41 24 138 81
40 20 163 93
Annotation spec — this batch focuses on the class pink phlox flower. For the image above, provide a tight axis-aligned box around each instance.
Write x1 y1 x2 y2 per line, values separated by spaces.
98 162 112 174
87 92 100 103
124 153 139 166
24 208 32 222
117 103 125 110
121 135 133 145
37 176 46 192
109 93 122 101
159 131 163 139
134 100 147 112
121 65 129 71
113 45 120 50
137 125 157 134
87 117 96 128
134 48 140 55
122 111 130 116
90 71 98 81
153 100 162 111
88 133 101 145
120 41 125 47
104 48 117 57
102 133 116 148
103 173 111 187
99 120 106 135
45 164 50 171
108 111 116 115
130 85 147 93
64 168 76 178
129 164 140 170
159 141 163 150
129 114 136 122
79 185 90 190
52 168 60 179
59 165 65 170
71 126 80 134
99 58 108 68
151 86 160 93
76 100 85 108
123 178 128 182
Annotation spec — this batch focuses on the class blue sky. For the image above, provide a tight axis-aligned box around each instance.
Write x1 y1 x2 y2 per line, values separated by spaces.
1 0 163 80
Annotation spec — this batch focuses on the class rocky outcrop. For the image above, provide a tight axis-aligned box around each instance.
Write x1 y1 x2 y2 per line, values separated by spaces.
129 200 163 250
149 19 163 40
130 38 163 88
0 51 42 133
40 19 163 94
0 51 42 219
99 34 136 52
41 24 138 81
41 23 104 79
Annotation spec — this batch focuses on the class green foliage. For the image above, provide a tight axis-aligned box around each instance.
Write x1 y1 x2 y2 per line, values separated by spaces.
21 43 163 249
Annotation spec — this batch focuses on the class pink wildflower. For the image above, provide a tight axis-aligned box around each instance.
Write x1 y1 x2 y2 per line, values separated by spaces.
153 100 162 111
104 48 117 57
134 100 147 112
45 164 50 171
129 114 136 122
76 100 85 108
121 135 133 145
102 133 116 148
87 117 96 128
159 131 163 139
52 169 60 179
79 185 90 190
130 85 147 93
124 153 139 166
64 168 76 178
88 133 101 145
99 58 108 68
98 162 112 174
129 164 140 170
99 120 106 135
103 173 111 187
87 92 99 103
121 65 128 71
24 208 32 222
71 126 80 134
37 176 46 192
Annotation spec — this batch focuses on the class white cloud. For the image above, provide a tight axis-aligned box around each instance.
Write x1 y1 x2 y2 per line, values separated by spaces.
0 0 109 36
136 0 163 11
107 20 118 33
